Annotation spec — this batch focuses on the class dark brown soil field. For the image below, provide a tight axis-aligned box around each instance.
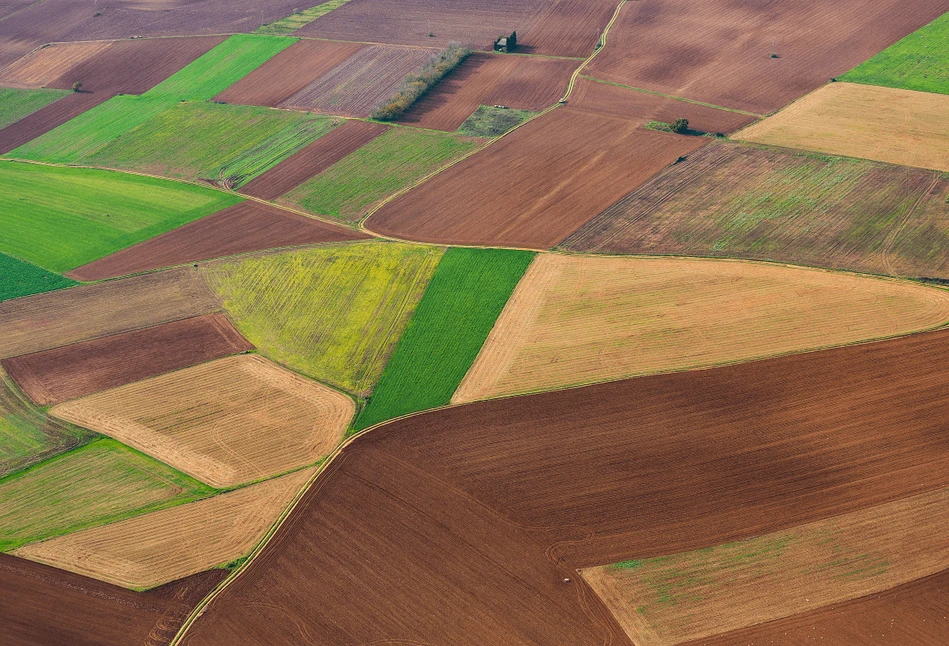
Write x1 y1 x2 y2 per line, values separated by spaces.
3 313 253 405
0 91 106 154
398 52 576 131
0 553 226 646
570 77 759 134
67 202 368 280
367 107 704 249
562 140 949 279
0 1 93 69
295 0 616 58
0 267 220 359
240 122 389 200
689 569 949 645
585 0 949 114
181 446 633 646
214 39 365 108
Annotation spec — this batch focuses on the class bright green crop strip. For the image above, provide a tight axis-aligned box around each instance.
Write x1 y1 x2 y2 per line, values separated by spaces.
255 0 353 36
0 88 69 130
144 34 298 101
283 127 479 224
0 438 215 551
353 248 534 430
0 253 76 302
841 11 949 95
0 161 242 272
86 102 335 185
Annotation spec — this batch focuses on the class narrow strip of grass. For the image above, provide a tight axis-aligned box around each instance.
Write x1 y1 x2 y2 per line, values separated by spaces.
255 0 353 36
353 248 534 430
0 87 69 129
0 252 76 302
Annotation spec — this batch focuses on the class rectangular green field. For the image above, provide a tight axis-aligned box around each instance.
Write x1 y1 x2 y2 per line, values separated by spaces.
85 102 336 186
353 247 534 430
0 438 214 551
0 87 69 130
841 11 949 95
0 161 242 272
0 253 76 302
282 126 479 224
0 369 94 479
456 105 535 138
255 0 353 36
203 241 444 395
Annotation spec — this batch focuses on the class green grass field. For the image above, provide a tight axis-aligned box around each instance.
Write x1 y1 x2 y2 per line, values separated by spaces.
86 102 336 185
255 0 353 35
841 12 949 95
353 248 533 430
456 105 535 138
0 87 69 130
0 371 95 479
0 161 241 272
0 253 76 302
203 241 444 395
282 126 479 224
0 438 214 551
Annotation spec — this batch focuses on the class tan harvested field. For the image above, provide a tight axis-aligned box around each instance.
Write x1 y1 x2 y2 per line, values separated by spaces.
52 355 354 488
582 486 949 646
14 467 314 590
737 82 949 172
454 255 949 402
368 108 705 248
214 39 365 107
585 0 949 114
398 52 576 131
0 42 113 88
0 267 220 359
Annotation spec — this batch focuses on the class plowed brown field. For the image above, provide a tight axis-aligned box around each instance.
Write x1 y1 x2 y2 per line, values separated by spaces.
53 355 354 488
0 553 225 646
181 446 632 646
67 201 368 280
15 467 315 590
0 42 113 89
3 313 253 405
367 107 704 248
0 267 220 359
0 91 105 154
688 569 949 646
214 39 365 107
398 52 576 131
240 121 389 200
585 0 949 114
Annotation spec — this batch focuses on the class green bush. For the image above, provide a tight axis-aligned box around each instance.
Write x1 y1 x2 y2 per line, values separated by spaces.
372 42 471 121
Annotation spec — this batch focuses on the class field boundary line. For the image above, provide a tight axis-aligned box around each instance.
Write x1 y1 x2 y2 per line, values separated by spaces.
560 0 626 102
580 75 765 117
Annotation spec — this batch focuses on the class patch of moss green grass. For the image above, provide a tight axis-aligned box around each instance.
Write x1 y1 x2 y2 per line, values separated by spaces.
0 252 76 302
283 126 478 223
0 161 242 272
0 438 215 551
353 248 534 430
841 12 949 95
0 87 69 129
456 105 534 138
203 241 444 395
255 0 353 36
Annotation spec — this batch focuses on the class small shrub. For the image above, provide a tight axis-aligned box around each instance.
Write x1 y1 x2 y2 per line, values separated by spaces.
671 118 689 134
371 42 471 121
71 81 83 93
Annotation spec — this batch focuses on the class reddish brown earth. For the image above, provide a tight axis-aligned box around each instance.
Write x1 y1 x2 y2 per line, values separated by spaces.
688 569 949 645
214 39 365 108
0 1 93 69
67 201 368 280
2 313 253 405
181 446 632 646
240 122 389 200
585 0 949 114
367 107 704 248
0 553 226 646
398 51 576 131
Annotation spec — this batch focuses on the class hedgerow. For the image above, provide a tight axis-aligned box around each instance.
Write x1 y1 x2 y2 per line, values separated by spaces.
371 43 470 120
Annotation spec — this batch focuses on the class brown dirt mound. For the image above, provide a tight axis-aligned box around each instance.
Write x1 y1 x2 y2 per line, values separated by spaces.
67 201 368 280
0 267 220 359
585 0 949 114
367 107 704 249
398 51 576 131
240 121 389 200
0 41 113 89
214 38 365 107
0 553 226 646
3 313 253 405
180 445 632 646
686 569 949 646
